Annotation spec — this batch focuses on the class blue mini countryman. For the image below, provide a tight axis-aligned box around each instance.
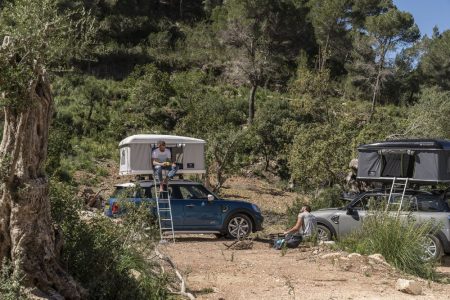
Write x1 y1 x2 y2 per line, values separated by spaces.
105 179 264 238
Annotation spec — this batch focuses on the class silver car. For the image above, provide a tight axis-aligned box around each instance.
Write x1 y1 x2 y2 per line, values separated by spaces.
313 189 450 260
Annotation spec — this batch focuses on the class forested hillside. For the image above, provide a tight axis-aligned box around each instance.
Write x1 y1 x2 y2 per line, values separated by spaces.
1 0 450 298
42 0 449 191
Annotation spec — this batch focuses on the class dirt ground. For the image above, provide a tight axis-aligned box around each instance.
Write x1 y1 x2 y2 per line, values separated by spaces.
160 177 450 300
163 236 450 300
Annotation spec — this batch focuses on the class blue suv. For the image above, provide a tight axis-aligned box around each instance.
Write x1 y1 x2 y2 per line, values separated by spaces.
105 179 264 238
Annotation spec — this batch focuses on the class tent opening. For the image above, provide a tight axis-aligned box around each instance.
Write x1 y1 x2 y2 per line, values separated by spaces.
381 152 415 178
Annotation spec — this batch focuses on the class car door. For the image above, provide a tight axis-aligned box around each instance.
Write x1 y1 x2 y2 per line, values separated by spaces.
164 185 184 229
336 194 375 236
179 185 222 230
141 185 184 230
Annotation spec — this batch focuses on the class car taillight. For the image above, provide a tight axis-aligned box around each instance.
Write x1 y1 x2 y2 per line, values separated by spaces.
112 203 119 214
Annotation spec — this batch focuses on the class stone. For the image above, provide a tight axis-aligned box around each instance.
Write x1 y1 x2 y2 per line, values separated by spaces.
348 253 362 259
320 252 342 259
396 279 422 295
130 269 141 280
319 240 336 245
368 253 387 263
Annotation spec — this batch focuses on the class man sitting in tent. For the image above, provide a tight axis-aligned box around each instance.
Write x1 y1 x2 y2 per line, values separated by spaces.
152 140 178 191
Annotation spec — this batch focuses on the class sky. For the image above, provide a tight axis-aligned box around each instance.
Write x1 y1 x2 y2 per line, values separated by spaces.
394 0 450 37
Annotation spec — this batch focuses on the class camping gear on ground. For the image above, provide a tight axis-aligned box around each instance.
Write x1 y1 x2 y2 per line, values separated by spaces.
119 134 206 176
357 139 450 184
272 233 303 249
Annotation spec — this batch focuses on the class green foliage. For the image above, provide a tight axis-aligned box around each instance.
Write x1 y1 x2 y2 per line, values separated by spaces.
0 260 26 300
338 212 437 279
50 180 167 300
407 87 450 139
206 126 250 191
286 186 344 227
0 0 95 106
289 121 355 189
250 95 298 177
420 30 450 90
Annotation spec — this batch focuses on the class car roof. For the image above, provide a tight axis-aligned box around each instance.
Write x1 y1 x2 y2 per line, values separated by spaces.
354 189 447 199
114 179 202 188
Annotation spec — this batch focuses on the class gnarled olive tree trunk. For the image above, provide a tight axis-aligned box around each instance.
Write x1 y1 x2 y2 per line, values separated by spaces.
0 73 82 299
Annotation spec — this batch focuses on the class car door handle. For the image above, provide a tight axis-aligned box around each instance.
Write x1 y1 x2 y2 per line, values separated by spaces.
186 204 195 208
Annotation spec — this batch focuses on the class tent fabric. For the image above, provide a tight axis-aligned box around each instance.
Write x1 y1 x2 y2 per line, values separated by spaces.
357 151 381 178
414 151 439 181
118 135 206 175
357 148 450 183
380 153 415 178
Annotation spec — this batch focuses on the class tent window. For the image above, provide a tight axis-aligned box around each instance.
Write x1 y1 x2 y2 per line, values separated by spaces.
381 153 415 178
120 149 126 165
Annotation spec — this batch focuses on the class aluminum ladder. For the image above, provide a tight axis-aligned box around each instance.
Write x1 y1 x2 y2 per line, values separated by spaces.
154 176 175 242
386 177 409 215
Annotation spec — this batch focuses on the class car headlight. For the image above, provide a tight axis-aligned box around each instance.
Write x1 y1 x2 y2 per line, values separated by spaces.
251 204 261 213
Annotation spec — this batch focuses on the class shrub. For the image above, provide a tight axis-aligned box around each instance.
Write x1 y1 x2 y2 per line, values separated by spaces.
338 211 437 279
50 180 168 300
286 186 344 227
0 260 26 300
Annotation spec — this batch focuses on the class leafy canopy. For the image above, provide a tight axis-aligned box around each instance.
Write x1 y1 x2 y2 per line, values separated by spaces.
0 0 95 106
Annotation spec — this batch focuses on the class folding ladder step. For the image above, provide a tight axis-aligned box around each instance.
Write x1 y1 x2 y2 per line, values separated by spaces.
159 208 171 211
161 218 172 221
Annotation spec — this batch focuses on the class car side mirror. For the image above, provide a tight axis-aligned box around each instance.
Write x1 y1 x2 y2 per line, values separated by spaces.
207 194 214 202
346 207 354 215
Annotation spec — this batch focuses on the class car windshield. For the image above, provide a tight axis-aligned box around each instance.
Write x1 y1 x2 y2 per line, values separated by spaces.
351 191 450 212
178 185 211 200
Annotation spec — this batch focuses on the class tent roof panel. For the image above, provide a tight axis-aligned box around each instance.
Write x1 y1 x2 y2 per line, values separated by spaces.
119 134 206 146
358 139 450 151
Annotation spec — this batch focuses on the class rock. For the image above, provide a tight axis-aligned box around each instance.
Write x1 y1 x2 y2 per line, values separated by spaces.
396 279 422 295
319 240 336 245
313 249 319 255
349 158 358 169
320 252 342 259
130 269 141 280
360 265 372 276
368 253 387 264
348 253 362 259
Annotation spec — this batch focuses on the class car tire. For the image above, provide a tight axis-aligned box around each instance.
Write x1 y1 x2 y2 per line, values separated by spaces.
317 224 332 241
423 234 443 261
226 214 253 239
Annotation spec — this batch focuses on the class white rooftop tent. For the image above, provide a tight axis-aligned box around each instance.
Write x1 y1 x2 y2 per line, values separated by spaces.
119 134 206 176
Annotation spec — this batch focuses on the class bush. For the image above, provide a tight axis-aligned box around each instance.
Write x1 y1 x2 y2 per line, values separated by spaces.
286 186 344 227
0 260 26 300
338 211 437 279
50 181 168 300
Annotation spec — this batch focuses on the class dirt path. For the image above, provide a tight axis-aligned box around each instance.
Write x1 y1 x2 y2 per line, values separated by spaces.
163 236 450 300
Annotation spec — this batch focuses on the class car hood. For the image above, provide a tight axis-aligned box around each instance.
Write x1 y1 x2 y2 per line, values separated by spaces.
315 207 341 211
312 207 344 217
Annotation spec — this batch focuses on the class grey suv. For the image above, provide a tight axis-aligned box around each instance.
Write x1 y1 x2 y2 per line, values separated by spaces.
313 189 450 260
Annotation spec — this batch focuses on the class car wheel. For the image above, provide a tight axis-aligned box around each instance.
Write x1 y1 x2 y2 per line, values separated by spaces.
226 214 253 239
317 224 332 241
422 235 443 261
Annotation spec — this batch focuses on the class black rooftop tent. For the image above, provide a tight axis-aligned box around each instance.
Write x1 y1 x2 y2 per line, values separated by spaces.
357 139 450 184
